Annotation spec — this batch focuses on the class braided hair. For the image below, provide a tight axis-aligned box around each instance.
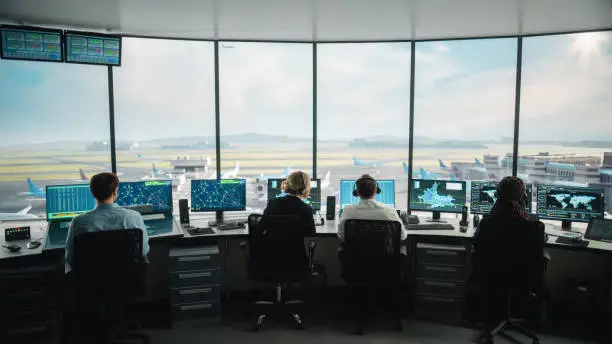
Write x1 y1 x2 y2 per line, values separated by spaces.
490 176 529 220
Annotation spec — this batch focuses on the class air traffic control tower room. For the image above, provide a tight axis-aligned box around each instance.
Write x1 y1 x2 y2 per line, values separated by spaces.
1 1 612 343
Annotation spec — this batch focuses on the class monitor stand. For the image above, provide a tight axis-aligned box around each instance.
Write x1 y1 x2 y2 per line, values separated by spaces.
561 220 572 231
427 211 446 223
208 211 225 227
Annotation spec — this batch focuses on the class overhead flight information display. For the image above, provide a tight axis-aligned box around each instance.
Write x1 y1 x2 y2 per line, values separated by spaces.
339 179 396 210
117 180 172 213
470 181 533 215
46 184 96 220
267 178 321 211
191 179 246 212
1 26 63 62
65 31 121 66
410 179 467 214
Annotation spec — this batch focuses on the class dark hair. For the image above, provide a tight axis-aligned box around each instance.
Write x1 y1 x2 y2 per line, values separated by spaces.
356 174 377 199
90 172 119 202
491 176 528 220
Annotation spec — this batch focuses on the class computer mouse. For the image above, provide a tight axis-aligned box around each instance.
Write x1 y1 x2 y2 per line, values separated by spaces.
3 244 22 252
27 241 41 249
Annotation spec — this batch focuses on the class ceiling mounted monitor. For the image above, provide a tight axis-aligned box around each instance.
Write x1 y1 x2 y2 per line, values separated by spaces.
64 31 121 66
0 25 63 62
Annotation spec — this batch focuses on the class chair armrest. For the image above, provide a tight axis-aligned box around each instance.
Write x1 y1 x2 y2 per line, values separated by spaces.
308 240 317 270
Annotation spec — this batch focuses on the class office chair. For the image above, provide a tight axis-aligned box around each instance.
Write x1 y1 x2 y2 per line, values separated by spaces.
341 219 403 335
472 218 546 344
71 229 149 344
240 214 316 331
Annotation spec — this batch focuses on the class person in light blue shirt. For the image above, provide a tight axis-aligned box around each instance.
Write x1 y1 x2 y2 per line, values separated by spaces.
64 172 150 273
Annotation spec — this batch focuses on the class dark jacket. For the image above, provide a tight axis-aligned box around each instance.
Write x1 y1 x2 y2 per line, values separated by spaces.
263 195 316 236
473 216 546 279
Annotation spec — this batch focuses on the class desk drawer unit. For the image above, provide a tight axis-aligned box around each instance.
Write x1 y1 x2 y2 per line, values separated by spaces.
414 242 467 324
169 245 221 326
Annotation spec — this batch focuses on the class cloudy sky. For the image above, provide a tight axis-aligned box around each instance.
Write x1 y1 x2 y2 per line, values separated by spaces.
0 31 610 145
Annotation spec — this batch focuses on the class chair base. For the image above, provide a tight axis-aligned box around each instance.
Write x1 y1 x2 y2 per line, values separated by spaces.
476 319 540 344
252 284 306 332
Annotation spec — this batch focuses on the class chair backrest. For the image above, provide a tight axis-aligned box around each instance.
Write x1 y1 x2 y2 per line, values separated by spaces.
475 217 545 290
72 229 145 300
343 219 402 285
247 214 309 282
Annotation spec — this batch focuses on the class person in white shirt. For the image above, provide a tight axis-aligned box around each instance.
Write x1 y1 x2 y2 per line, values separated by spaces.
337 174 408 242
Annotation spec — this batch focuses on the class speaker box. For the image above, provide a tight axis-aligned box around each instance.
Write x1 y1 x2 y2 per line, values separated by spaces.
326 196 336 220
179 199 190 224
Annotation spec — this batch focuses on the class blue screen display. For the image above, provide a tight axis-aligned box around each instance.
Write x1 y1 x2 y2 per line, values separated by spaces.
267 178 321 211
46 184 96 220
191 179 246 212
65 32 120 65
339 179 395 210
409 179 467 213
116 180 172 213
1 27 62 62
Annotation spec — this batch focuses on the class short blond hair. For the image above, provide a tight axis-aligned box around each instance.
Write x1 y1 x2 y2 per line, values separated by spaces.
282 171 310 196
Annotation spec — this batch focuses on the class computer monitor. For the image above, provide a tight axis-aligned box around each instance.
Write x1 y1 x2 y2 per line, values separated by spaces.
410 179 467 221
339 179 396 210
191 179 246 212
64 31 121 66
267 178 321 211
1 25 63 62
470 181 533 215
536 184 604 229
116 180 172 215
46 184 96 221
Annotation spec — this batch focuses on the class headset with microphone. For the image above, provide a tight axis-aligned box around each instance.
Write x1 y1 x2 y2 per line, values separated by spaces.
352 175 381 197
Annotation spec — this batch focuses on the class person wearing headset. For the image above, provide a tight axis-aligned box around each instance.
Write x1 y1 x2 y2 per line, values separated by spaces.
263 170 316 236
337 174 407 242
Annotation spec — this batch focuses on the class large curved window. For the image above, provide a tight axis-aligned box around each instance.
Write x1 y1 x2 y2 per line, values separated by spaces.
114 38 216 212
219 42 313 211
414 39 518 183
520 31 612 216
318 43 411 210
0 61 110 220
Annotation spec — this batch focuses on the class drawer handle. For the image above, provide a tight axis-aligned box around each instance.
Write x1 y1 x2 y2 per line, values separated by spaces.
423 296 455 303
424 281 456 288
178 272 212 279
180 303 213 311
425 250 457 256
179 288 213 295
424 266 457 272
8 325 46 335
178 256 212 262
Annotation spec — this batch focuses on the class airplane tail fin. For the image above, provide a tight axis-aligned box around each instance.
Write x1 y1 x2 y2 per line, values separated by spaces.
419 168 428 179
438 159 448 170
27 178 43 194
353 157 361 165
152 164 159 176
234 161 240 175
403 162 409 174
322 171 331 189
475 158 482 166
137 154 143 159
79 169 88 181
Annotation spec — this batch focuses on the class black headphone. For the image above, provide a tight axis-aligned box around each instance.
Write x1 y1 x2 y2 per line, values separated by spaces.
353 175 381 197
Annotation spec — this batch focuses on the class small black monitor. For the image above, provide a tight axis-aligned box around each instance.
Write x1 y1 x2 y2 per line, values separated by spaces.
470 181 533 215
267 178 321 211
410 179 467 220
1 25 63 62
536 184 605 229
64 31 121 66
191 179 246 212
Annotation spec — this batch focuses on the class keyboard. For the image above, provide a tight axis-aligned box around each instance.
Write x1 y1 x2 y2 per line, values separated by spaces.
208 219 247 227
184 225 215 236
218 223 246 231
406 223 455 231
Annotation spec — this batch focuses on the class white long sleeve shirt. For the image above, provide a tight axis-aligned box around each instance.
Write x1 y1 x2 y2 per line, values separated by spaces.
337 199 408 242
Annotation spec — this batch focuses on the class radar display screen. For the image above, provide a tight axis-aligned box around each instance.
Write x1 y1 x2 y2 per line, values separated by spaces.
410 179 467 214
339 179 396 210
536 184 604 222
116 180 172 214
46 184 96 220
191 179 246 212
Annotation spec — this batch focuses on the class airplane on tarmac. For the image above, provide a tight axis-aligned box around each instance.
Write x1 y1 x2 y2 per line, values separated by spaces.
352 157 401 168
403 162 458 181
19 169 89 202
221 161 240 179
0 203 39 221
